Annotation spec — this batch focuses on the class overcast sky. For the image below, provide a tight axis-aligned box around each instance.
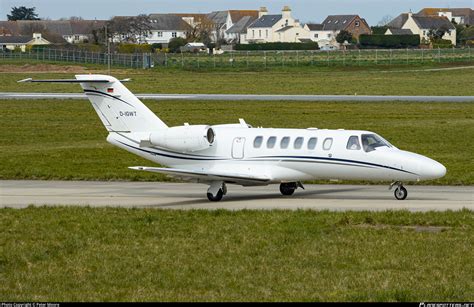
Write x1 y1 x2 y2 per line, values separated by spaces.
1 0 472 25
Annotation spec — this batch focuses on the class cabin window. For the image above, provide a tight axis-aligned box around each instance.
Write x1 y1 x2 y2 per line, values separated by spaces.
323 138 333 150
307 137 318 150
346 136 361 150
267 136 277 149
254 136 263 148
294 137 304 149
280 137 290 149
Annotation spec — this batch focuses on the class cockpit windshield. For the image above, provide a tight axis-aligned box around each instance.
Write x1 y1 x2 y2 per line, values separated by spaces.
361 134 391 152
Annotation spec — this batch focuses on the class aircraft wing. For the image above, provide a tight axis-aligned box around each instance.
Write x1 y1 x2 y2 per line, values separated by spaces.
129 166 271 186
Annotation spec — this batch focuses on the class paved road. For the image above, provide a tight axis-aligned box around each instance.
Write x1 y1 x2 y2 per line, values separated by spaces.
1 181 472 211
1 92 474 102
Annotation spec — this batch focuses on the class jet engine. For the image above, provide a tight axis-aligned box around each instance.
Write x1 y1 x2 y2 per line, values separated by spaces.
148 125 215 152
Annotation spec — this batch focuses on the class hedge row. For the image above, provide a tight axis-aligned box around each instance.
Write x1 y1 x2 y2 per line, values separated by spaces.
235 42 319 51
359 35 420 48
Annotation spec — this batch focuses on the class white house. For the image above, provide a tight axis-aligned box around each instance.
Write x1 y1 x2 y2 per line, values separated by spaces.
146 14 192 45
387 12 456 45
417 8 474 26
244 6 308 44
0 33 50 52
304 23 338 49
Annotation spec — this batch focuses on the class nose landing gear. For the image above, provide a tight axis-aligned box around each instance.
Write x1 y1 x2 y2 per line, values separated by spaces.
390 181 408 200
207 181 227 201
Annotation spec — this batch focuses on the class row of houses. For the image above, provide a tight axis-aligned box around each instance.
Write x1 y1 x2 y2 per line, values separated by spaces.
0 6 472 51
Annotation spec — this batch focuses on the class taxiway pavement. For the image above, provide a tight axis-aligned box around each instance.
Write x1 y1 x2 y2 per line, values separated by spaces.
1 181 472 211
1 92 474 102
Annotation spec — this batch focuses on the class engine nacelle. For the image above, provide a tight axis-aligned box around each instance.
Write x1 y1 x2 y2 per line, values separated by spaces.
148 125 215 152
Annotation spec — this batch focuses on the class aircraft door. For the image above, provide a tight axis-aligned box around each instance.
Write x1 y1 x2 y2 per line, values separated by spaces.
232 137 245 159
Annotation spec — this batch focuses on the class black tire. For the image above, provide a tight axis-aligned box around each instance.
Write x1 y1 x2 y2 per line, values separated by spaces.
280 183 296 196
394 186 408 200
207 189 224 201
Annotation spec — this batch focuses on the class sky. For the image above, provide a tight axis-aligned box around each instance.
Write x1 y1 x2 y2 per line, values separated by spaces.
1 0 472 25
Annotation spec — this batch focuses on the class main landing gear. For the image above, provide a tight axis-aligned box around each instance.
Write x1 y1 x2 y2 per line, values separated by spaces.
279 182 304 196
207 181 227 202
390 181 408 200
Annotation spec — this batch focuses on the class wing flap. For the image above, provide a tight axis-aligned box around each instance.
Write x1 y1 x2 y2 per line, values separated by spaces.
129 166 270 185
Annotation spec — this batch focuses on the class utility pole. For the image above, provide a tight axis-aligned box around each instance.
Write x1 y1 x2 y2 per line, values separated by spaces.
105 24 111 74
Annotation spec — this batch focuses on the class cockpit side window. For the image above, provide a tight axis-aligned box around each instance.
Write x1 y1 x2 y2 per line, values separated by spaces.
361 134 390 152
346 135 361 150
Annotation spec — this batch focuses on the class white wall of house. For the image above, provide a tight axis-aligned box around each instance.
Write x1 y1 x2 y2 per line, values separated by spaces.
304 27 339 48
145 30 187 44
277 26 309 42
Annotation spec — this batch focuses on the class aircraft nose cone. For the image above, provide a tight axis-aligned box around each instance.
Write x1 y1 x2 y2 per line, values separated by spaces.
420 159 446 180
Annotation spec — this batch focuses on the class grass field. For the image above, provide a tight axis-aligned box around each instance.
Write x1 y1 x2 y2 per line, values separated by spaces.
0 62 473 96
0 99 472 184
0 208 472 301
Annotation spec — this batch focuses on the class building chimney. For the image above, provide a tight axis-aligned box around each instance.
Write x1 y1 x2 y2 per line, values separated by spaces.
259 7 268 18
282 6 291 19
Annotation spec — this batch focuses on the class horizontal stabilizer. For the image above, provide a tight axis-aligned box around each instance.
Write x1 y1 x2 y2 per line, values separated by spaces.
129 166 270 185
18 78 131 83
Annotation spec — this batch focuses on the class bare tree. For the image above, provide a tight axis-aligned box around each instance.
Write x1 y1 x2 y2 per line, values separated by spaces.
377 15 393 26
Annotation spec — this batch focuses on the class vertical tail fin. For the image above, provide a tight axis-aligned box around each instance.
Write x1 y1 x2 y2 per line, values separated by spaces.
77 74 167 132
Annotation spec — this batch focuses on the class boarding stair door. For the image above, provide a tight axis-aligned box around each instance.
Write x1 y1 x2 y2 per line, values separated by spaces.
232 137 245 159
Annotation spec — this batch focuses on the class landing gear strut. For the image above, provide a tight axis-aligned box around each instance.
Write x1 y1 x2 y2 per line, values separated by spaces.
207 181 227 202
279 182 304 196
390 181 408 200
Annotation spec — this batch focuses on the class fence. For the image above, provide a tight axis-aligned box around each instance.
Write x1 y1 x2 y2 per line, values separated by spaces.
1 47 472 69
0 48 149 68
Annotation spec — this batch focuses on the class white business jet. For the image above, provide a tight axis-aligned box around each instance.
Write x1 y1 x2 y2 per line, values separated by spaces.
20 75 446 201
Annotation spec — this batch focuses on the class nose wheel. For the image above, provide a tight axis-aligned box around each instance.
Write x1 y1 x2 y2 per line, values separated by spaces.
207 181 227 202
391 182 408 200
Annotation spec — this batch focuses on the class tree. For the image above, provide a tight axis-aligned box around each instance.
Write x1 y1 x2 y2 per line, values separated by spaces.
168 37 187 53
377 15 393 26
336 30 353 44
103 15 152 44
7 6 40 20
427 25 451 42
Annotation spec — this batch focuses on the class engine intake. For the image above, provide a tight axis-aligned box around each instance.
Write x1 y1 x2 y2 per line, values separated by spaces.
148 125 214 152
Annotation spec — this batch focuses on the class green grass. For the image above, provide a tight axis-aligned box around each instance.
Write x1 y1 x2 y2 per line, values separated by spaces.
1 63 474 95
0 99 473 184
0 208 472 301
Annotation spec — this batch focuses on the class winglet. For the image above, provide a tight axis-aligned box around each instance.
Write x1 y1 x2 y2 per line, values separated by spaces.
17 78 33 83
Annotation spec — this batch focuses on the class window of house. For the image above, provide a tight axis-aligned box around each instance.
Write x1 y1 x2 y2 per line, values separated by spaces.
254 136 263 148
157 32 163 37
259 30 261 37
307 137 318 150
327 33 331 38
172 32 177 38
314 33 318 38
323 138 333 150
267 136 277 149
346 136 361 150
355 21 360 27
252 30 255 37
294 137 304 149
280 137 290 149
266 29 268 38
